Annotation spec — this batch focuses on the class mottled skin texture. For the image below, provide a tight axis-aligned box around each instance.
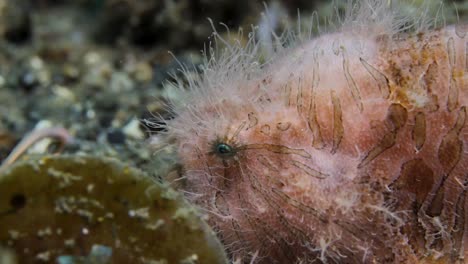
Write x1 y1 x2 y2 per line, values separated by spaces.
173 25 468 263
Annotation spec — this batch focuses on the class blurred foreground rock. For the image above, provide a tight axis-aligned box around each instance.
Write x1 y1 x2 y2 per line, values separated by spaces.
0 155 228 264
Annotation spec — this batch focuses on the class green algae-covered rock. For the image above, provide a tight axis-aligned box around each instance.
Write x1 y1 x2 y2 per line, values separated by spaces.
0 155 228 264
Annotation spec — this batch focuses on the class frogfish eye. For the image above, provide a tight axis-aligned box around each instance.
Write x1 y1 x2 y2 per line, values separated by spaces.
215 143 235 157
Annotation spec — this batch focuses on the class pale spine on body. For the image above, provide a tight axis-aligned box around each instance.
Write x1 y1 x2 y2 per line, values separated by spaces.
158 0 468 263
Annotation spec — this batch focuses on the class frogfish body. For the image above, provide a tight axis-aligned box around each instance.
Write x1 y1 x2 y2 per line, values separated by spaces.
164 2 468 263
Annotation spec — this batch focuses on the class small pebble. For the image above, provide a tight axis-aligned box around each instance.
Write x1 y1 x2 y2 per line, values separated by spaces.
106 129 126 145
18 70 39 92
